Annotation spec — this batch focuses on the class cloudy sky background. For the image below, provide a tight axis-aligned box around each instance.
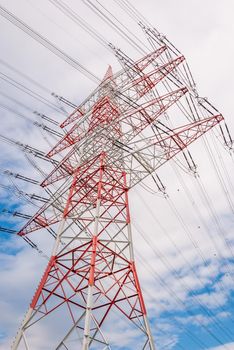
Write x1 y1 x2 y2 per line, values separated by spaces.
0 0 234 349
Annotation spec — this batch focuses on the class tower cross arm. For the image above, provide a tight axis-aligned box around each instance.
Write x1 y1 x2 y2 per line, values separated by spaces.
119 114 224 187
58 45 178 130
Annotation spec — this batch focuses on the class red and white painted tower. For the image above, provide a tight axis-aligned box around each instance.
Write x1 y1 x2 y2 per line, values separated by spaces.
12 37 226 349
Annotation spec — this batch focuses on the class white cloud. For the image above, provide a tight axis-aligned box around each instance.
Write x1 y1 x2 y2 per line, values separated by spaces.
0 0 234 348
209 343 234 350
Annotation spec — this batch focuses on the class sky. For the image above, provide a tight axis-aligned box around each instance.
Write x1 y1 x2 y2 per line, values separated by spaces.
0 0 234 349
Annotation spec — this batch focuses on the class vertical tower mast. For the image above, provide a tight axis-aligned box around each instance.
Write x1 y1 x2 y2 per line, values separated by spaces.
12 67 156 350
12 41 227 349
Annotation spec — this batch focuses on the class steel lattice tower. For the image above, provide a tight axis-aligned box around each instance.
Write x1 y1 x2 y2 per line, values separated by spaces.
12 33 227 349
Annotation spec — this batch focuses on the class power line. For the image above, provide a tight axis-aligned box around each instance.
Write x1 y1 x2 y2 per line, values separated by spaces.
0 71 65 114
0 58 52 94
136 251 231 349
0 102 63 138
1 169 39 185
132 196 234 341
0 4 100 84
81 0 148 54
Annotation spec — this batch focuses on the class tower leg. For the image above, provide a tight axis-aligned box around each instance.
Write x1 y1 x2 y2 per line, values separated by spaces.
144 315 156 350
12 307 33 350
12 158 156 349
82 285 94 350
81 196 107 350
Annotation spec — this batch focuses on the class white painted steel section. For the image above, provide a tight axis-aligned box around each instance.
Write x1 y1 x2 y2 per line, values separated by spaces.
82 285 94 350
11 307 33 350
144 314 156 350
81 198 101 350
22 332 30 350
52 218 66 256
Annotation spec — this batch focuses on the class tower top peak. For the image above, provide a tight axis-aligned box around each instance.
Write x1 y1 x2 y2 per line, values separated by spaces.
102 65 113 82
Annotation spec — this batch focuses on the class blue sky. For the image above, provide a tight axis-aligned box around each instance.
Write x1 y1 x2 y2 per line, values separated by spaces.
0 0 234 349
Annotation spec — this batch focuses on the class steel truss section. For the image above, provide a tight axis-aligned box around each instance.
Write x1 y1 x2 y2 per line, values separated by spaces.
13 41 226 349
12 152 155 350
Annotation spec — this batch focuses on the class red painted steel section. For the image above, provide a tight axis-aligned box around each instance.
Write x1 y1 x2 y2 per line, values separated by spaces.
60 107 84 129
58 45 167 129
88 236 98 286
131 262 146 315
27 154 148 328
15 50 227 348
30 255 56 308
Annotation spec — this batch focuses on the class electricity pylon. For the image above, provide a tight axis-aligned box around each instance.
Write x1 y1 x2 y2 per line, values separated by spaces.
12 37 227 349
